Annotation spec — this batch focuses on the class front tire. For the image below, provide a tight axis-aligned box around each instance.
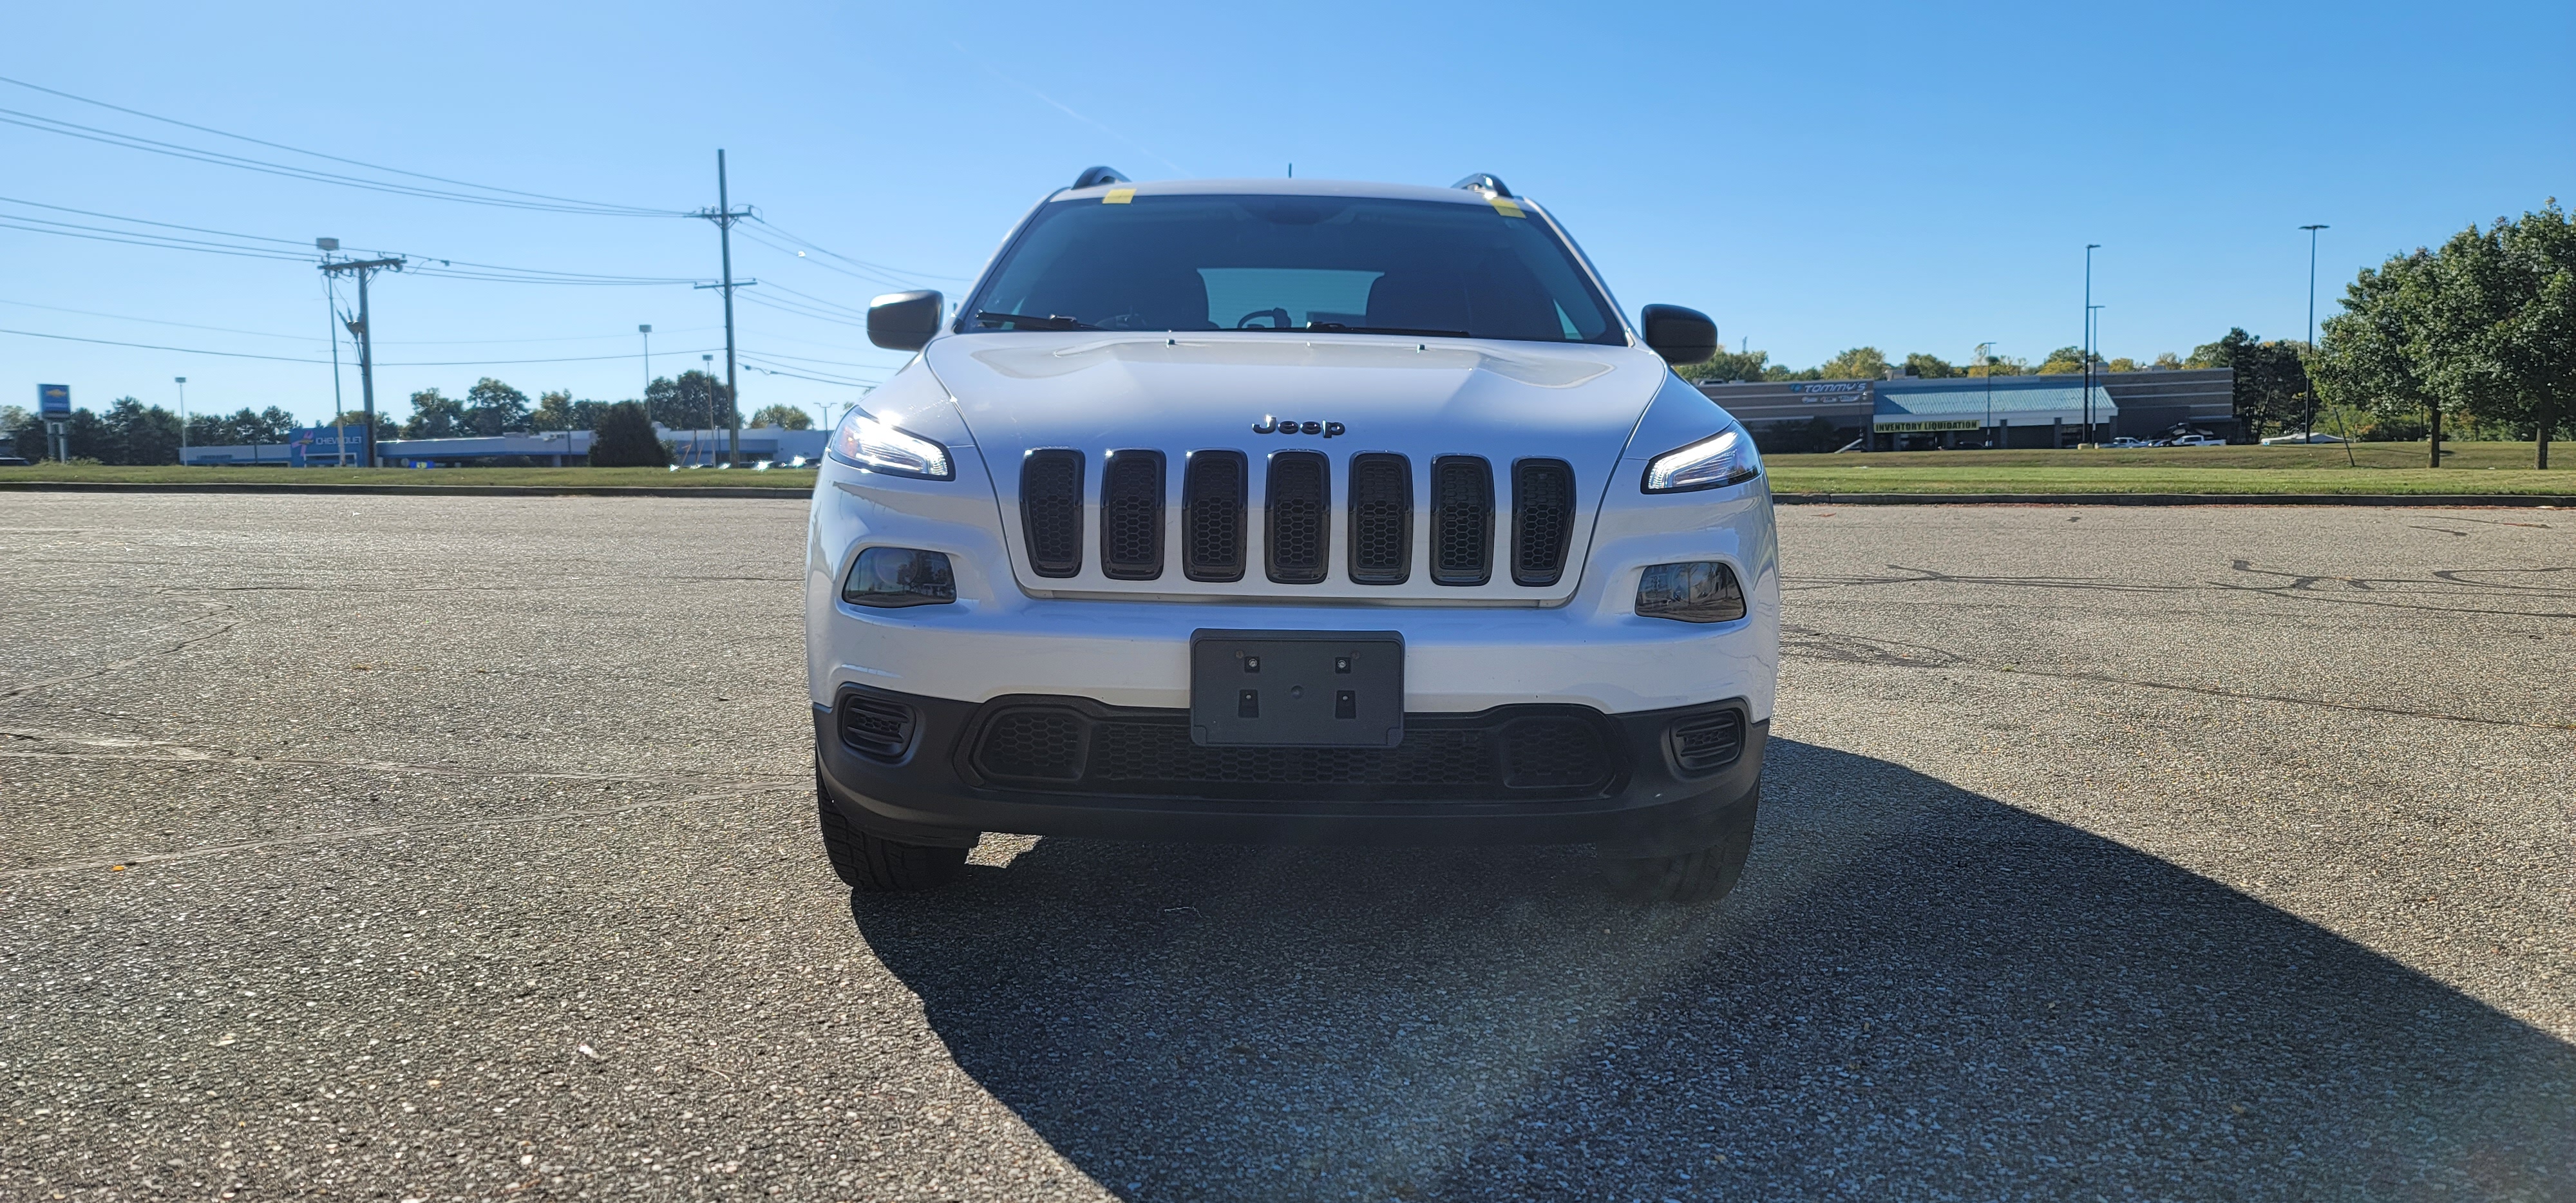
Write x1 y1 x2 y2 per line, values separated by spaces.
1600 796 1757 904
817 794 969 893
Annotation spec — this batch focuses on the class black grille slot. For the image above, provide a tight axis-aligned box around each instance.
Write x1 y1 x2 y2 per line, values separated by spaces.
976 708 1084 781
1667 710 1747 774
1511 459 1575 587
837 694 917 763
1101 450 1165 580
1265 451 1331 584
1347 453 1412 585
1020 450 1084 578
1430 456 1493 586
1182 451 1247 582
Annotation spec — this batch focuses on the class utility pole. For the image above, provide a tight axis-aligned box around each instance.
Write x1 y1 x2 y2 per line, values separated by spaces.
318 246 405 468
2083 243 2101 446
175 376 188 464
693 151 753 466
639 324 653 397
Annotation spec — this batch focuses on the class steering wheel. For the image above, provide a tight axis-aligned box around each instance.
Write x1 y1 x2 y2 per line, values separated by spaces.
1235 308 1293 330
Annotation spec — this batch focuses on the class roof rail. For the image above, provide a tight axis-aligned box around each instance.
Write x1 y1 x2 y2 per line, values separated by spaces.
1452 173 1513 198
1072 166 1130 190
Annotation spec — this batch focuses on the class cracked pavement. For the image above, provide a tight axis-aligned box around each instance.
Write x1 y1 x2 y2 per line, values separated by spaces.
2 493 2570 1200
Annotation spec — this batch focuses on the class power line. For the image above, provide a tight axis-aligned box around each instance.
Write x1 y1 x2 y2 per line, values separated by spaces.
0 297 721 346
0 197 706 285
743 215 965 282
0 324 725 366
0 82 685 216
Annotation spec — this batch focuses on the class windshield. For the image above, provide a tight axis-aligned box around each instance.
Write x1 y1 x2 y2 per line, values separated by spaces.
960 193 1626 345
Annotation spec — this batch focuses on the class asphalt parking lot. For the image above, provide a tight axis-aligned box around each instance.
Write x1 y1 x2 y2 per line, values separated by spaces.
4 492 2570 1201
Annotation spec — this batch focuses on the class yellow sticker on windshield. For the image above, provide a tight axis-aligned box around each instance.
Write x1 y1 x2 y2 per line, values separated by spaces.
1103 187 1135 204
1488 196 1525 218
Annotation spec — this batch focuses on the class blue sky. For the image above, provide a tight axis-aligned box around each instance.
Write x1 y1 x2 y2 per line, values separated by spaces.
5 1 2568 426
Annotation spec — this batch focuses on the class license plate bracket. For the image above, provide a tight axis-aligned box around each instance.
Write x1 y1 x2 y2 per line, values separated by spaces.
1189 629 1405 748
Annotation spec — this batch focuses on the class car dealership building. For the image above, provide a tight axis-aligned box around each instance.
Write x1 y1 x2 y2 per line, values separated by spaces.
1699 367 2237 451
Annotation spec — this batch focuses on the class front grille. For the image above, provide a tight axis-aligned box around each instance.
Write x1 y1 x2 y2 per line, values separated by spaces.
1182 451 1247 582
1666 710 1746 774
1347 453 1412 584
1265 451 1330 584
968 705 1619 800
1022 448 1562 589
1511 459 1575 587
1021 450 1084 578
838 694 918 763
1101 450 1164 580
1430 456 1494 586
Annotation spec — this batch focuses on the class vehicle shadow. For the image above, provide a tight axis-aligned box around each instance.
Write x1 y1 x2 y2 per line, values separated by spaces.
849 739 2575 1201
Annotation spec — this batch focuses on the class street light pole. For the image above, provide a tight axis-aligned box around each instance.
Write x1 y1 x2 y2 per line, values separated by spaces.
175 377 187 465
640 324 653 399
1975 342 1995 447
2299 223 2329 440
2083 243 2101 445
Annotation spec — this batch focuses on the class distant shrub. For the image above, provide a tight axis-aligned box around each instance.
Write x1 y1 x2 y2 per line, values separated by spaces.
590 402 670 468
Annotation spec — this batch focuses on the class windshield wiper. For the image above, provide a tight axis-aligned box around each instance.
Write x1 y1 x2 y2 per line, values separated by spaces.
1299 322 1470 337
974 310 1096 331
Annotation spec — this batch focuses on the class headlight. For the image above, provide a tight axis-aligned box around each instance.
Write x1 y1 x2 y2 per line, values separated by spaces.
1636 561 1746 623
828 406 952 480
1642 429 1758 493
842 547 956 608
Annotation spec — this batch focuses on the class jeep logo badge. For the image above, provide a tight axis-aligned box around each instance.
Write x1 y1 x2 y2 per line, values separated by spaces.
1253 417 1346 438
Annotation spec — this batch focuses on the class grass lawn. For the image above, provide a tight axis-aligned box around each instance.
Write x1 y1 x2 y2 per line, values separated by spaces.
0 464 817 490
3 443 2568 497
1765 441 2573 495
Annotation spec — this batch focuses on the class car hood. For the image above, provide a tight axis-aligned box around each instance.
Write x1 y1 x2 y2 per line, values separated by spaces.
922 331 1671 601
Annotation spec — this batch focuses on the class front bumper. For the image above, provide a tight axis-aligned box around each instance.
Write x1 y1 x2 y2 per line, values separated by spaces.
814 683 1766 856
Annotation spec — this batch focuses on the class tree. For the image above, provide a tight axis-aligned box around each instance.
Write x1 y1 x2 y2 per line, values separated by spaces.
327 410 401 442
1902 352 1960 379
403 388 466 439
462 377 531 436
589 401 670 467
2152 352 2183 370
748 404 813 430
2191 328 2309 438
529 390 576 431
1964 355 2032 377
101 397 182 465
643 370 735 430
1675 350 1772 383
2318 251 2447 464
2036 346 2089 374
1819 346 1889 380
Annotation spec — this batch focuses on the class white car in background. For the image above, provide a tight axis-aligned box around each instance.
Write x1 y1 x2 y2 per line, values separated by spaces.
2260 431 2347 445
803 169 1780 902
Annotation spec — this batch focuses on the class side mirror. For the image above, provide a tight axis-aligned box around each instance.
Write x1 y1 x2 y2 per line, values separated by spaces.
1640 304 1718 366
868 290 944 352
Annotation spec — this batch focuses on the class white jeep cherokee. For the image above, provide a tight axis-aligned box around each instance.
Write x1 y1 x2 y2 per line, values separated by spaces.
806 169 1779 901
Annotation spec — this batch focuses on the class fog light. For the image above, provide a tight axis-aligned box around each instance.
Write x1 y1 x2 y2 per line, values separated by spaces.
842 547 956 608
1636 561 1745 623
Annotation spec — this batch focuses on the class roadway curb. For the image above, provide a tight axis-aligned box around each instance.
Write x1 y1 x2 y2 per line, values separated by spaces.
0 480 813 500
1772 492 2572 507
